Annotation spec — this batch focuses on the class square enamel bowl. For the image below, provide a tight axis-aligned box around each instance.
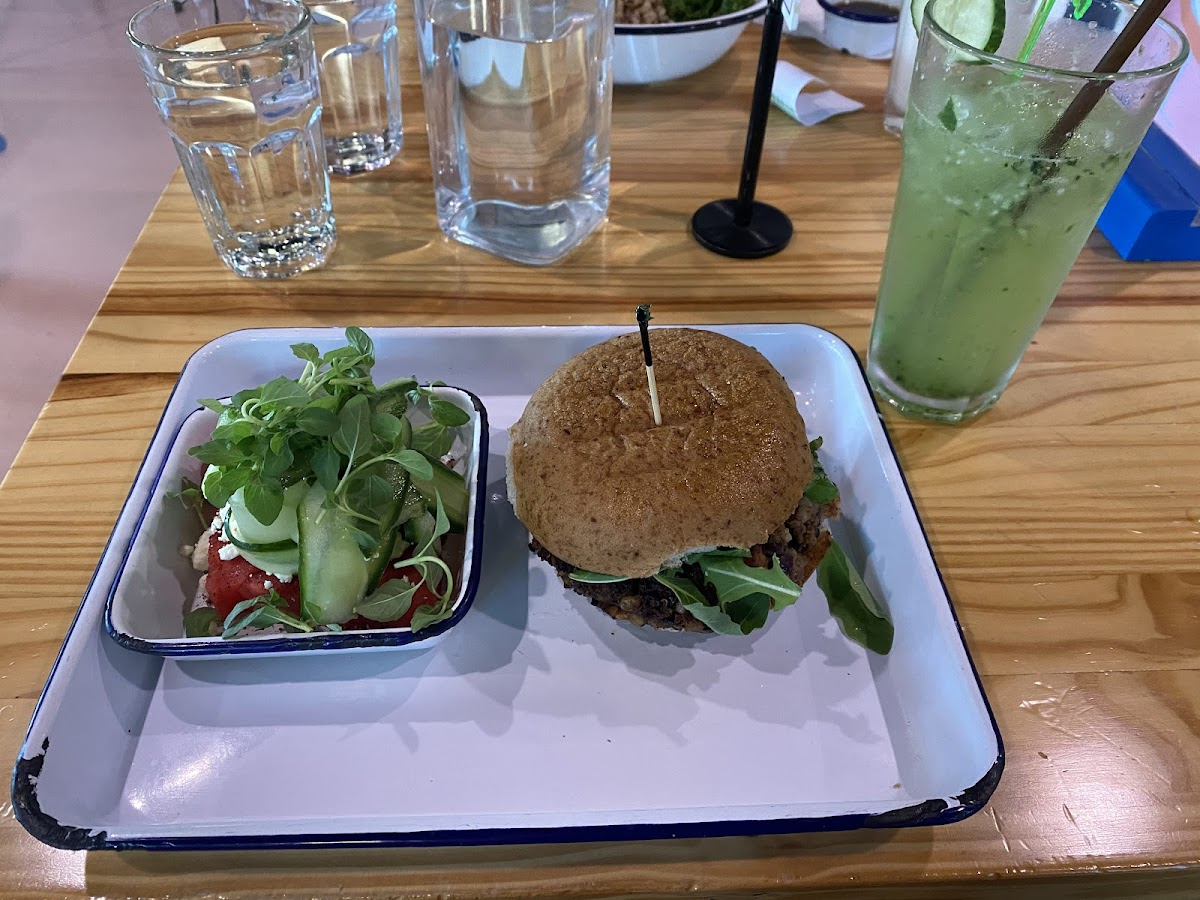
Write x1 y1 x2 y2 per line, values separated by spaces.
614 0 769 85
105 386 488 660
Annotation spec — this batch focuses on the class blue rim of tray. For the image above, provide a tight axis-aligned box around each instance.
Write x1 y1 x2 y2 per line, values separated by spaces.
101 388 489 656
11 325 1004 852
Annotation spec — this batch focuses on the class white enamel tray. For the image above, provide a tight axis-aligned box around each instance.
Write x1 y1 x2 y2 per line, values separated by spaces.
12 326 1002 851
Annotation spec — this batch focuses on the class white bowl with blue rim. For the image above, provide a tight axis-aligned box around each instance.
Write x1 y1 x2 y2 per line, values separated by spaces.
105 386 488 660
817 0 899 58
614 0 769 85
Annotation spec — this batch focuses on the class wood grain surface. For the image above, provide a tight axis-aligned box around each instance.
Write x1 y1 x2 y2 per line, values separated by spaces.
3 14 1200 900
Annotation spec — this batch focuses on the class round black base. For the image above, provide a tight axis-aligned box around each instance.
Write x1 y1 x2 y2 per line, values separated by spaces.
690 199 793 259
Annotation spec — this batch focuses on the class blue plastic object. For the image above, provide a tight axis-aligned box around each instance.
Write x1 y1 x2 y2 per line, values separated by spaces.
1097 123 1200 261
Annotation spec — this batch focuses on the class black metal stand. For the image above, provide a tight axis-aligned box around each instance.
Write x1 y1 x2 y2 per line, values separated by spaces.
691 0 792 259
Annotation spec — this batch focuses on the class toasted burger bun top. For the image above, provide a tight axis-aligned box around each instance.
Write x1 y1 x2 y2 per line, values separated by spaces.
507 328 813 579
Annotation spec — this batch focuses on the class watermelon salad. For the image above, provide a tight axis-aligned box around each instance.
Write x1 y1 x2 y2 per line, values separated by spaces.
172 328 472 640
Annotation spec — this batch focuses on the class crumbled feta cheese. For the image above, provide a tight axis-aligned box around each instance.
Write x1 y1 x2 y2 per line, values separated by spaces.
217 543 240 561
272 572 294 583
190 529 212 571
263 580 273 589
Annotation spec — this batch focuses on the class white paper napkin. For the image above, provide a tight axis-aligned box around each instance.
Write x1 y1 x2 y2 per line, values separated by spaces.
771 60 864 126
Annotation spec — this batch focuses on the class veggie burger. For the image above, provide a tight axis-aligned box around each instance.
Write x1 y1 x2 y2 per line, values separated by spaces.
507 327 856 639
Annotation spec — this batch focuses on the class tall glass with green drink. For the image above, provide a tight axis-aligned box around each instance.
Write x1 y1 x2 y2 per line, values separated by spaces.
867 0 1187 423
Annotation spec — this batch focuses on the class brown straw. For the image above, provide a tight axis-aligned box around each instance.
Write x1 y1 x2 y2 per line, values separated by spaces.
1037 0 1175 160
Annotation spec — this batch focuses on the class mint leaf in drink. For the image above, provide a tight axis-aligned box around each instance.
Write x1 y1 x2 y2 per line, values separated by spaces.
1071 0 1092 19
939 98 958 132
816 540 893 655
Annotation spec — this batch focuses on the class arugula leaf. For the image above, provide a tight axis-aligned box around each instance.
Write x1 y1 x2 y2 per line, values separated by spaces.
696 554 803 611
183 606 219 637
654 570 745 635
805 436 840 505
357 576 420 623
570 569 631 583
816 540 893 655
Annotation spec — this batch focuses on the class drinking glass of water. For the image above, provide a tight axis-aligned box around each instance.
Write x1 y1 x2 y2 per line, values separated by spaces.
414 0 614 265
129 0 336 278
304 0 404 174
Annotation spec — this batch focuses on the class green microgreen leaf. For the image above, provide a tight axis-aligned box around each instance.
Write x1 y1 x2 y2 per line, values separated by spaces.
311 444 342 492
411 422 452 459
291 342 321 364
166 476 208 528
183 606 219 638
189 440 249 468
221 590 313 639
333 394 372 463
243 476 285 527
371 411 406 448
357 576 420 623
392 448 434 482
429 397 470 427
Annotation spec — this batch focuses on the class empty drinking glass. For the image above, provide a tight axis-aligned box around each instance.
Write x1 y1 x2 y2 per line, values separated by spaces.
305 0 404 174
129 0 336 278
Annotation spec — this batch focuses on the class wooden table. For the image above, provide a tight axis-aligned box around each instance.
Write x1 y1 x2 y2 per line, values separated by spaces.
4 22 1200 899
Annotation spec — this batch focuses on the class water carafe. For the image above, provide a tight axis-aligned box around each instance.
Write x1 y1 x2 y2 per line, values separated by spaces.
414 0 613 265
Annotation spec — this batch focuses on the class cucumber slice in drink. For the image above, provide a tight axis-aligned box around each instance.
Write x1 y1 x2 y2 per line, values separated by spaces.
911 0 1004 53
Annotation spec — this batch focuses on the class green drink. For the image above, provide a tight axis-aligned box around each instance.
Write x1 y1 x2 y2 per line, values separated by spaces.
867 0 1187 423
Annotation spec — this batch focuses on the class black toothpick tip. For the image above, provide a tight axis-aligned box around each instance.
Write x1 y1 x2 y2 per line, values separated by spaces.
636 304 654 367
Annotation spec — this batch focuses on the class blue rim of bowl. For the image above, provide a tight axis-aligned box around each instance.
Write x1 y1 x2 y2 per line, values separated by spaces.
102 388 489 657
815 0 898 24
615 0 768 34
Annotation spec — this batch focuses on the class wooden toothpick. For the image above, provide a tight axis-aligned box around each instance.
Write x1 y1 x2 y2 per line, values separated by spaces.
636 304 662 426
